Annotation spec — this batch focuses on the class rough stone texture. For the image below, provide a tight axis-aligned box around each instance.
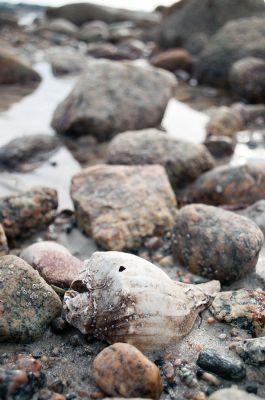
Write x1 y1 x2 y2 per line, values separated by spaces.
45 48 88 76
70 164 177 251
197 349 246 381
0 48 41 85
107 129 215 191
231 337 265 366
46 3 160 27
172 204 264 284
0 224 8 256
182 163 265 206
197 17 265 87
0 134 59 171
239 200 265 235
209 388 263 400
0 255 62 342
204 136 236 158
158 0 265 50
0 187 58 239
92 343 163 399
229 57 265 104
206 106 244 137
210 289 265 336
51 60 176 141
150 48 193 72
20 241 83 289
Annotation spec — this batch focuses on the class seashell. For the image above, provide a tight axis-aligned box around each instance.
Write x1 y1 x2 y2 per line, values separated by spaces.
63 251 220 351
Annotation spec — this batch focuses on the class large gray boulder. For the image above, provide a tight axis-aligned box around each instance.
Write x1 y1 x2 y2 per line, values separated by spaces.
158 0 265 51
107 129 215 191
51 60 176 141
197 17 265 87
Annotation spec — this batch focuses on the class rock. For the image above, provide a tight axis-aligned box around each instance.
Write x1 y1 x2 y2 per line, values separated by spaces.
45 48 88 76
0 12 18 28
206 106 244 137
210 289 265 335
231 337 265 366
197 349 246 381
79 21 109 42
38 18 78 36
46 3 160 27
209 388 263 400
150 48 193 72
107 129 215 192
172 204 264 283
239 200 265 235
0 255 62 342
63 251 220 351
204 136 236 158
0 187 58 239
197 17 265 87
51 60 176 141
87 42 118 59
158 0 265 50
108 23 142 43
0 368 45 400
115 39 147 60
20 241 83 288
70 164 176 250
0 134 59 171
229 57 265 104
182 163 265 206
0 48 41 85
0 224 8 256
236 104 265 127
92 343 163 398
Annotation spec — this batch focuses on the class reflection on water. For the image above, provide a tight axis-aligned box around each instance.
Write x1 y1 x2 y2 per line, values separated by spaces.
163 98 208 144
0 63 80 208
0 63 75 146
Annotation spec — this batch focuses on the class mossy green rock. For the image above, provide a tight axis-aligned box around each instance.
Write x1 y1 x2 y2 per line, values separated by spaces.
0 255 62 342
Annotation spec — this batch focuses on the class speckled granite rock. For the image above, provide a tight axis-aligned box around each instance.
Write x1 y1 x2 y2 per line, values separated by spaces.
20 241 83 289
107 129 215 191
210 289 265 335
71 164 177 250
51 60 176 141
182 163 265 206
231 337 265 366
0 255 62 342
206 106 244 137
172 204 264 283
92 343 163 399
0 187 58 239
209 388 263 400
0 224 8 256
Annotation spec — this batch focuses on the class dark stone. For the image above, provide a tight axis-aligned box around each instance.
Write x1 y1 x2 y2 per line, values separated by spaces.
197 349 246 381
0 135 59 172
0 187 58 239
181 163 265 206
197 17 265 87
204 136 236 158
172 204 264 283
158 0 265 51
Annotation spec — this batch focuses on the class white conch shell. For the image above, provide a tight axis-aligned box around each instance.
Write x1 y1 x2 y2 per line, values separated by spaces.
63 251 220 351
